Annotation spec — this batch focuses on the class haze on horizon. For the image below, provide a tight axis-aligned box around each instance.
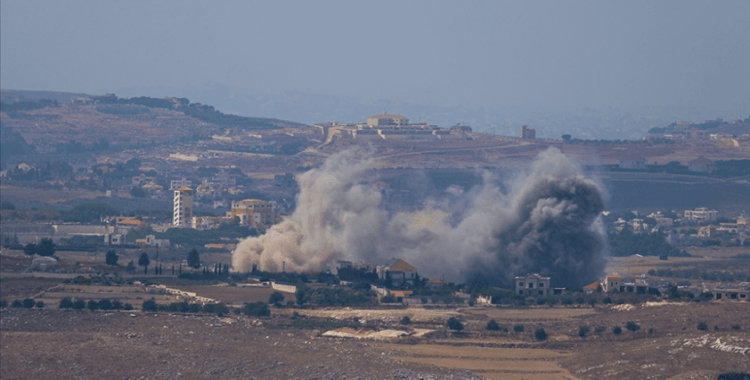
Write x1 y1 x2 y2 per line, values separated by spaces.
2 0 749 122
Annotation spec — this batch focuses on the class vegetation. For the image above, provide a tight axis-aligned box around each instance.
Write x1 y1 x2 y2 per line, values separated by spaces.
269 291 285 306
22 299 36 308
242 302 271 316
612 326 623 335
513 324 524 333
697 322 708 331
579 325 590 338
400 316 411 325
447 317 464 332
486 319 501 331
608 229 688 258
535 328 548 341
105 250 119 266
138 253 150 274
626 321 641 332
187 249 201 269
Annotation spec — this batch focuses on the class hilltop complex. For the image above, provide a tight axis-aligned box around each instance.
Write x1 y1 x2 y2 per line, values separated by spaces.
314 112 472 142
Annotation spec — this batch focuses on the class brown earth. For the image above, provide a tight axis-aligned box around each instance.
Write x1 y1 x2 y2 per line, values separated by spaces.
2 275 749 380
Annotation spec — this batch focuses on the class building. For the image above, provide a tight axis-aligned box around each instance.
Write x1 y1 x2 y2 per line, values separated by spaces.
713 283 749 301
426 278 445 289
684 207 719 222
173 186 194 227
229 199 280 230
520 125 536 139
515 273 551 296
688 157 717 174
619 157 647 170
367 113 409 127
697 225 717 238
603 274 622 293
170 177 192 191
377 258 418 286
686 128 709 139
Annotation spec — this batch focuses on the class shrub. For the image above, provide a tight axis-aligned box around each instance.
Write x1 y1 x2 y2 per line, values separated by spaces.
59 297 74 309
579 325 590 338
242 302 270 317
732 325 741 330
612 326 622 335
603 297 612 304
11 300 23 308
626 321 640 332
697 322 708 331
594 326 606 334
381 294 396 303
72 299 86 310
122 303 133 311
98 299 113 311
447 317 464 332
23 298 36 308
486 319 501 331
142 299 158 312
35 301 45 308
535 328 548 341
514 324 524 333
203 303 229 315
648 328 654 334
112 300 123 310
0 300 7 308
87 300 99 311
400 316 411 325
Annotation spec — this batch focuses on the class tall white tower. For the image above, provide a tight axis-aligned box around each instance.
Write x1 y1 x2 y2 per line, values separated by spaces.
173 186 194 227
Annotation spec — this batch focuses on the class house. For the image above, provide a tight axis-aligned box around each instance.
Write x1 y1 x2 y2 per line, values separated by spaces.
426 278 445 289
520 125 536 139
688 157 717 174
684 207 719 222
170 177 192 190
388 290 413 302
712 283 749 301
603 274 622 293
583 281 602 294
619 156 647 170
377 258 418 286
514 273 551 296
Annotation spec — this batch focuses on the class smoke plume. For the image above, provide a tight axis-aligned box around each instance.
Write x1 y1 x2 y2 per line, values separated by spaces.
232 147 606 288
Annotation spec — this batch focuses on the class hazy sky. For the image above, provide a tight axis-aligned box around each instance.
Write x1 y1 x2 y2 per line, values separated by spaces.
2 0 749 110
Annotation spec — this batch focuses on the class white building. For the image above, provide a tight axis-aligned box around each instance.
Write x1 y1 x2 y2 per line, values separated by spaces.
515 273 551 296
684 207 719 222
173 186 194 227
170 177 192 191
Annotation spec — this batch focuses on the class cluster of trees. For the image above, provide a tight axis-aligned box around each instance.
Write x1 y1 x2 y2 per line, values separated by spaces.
59 297 133 311
9 298 45 308
4 161 73 182
141 299 229 315
295 283 377 306
55 138 109 154
608 229 689 258
23 238 56 257
648 268 750 282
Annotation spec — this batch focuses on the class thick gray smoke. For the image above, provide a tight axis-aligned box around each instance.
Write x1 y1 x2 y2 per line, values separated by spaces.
232 147 606 288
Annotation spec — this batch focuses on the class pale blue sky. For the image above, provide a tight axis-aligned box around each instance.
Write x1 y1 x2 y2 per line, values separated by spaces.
2 0 749 112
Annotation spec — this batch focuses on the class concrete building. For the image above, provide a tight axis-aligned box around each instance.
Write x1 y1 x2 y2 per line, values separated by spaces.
515 273 551 296
229 199 280 230
619 157 647 170
170 177 192 191
520 125 536 139
688 157 717 174
367 113 409 127
377 258 418 286
173 186 194 227
684 207 719 222
603 274 622 293
713 283 749 301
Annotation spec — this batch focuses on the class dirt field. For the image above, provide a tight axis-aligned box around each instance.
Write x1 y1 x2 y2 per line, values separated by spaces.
2 275 749 380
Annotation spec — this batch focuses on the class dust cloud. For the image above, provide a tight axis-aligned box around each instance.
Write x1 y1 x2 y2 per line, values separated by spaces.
232 148 606 288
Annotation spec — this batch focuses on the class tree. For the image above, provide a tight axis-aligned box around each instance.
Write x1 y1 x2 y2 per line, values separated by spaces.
23 243 37 256
447 317 464 332
59 297 74 309
697 322 708 331
579 325 590 338
72 299 86 310
105 250 119 266
138 252 150 274
269 291 285 307
612 326 622 335
486 319 501 331
87 300 99 311
187 249 200 269
36 238 56 257
535 328 548 341
626 321 640 332
400 316 411 325
130 186 146 198
126 261 135 273
35 300 45 308
12 300 23 308
23 298 36 308
142 299 157 312
514 324 524 333
562 134 572 142
242 302 270 316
